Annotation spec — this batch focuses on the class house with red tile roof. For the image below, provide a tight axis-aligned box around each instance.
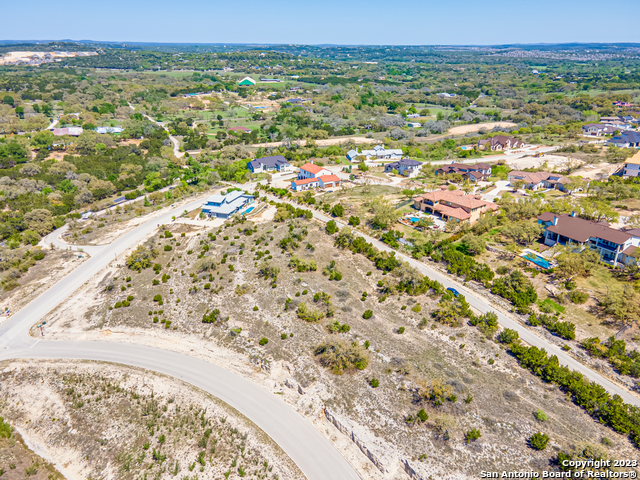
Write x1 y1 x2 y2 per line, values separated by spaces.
478 135 524 151
298 162 332 179
291 174 341 191
507 171 570 191
413 187 498 224
228 126 252 133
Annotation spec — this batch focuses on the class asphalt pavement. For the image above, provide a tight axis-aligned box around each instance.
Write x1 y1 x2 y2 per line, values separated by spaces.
0 194 362 480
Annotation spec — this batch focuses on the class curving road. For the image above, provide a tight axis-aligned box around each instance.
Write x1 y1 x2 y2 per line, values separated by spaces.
0 196 361 480
260 193 640 407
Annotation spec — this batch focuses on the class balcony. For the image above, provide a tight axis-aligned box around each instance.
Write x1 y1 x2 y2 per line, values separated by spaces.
596 242 619 252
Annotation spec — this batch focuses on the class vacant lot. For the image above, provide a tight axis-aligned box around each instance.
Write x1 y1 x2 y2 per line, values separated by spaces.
41 213 639 479
0 360 302 480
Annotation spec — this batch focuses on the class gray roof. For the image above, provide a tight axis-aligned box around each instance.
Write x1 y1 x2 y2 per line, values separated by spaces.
248 155 290 170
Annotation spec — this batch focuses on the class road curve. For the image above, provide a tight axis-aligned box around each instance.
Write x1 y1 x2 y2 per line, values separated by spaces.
263 194 640 407
0 341 359 480
0 194 362 480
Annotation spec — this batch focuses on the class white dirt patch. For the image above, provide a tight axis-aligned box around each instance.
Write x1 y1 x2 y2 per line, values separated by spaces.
448 121 517 135
251 136 381 148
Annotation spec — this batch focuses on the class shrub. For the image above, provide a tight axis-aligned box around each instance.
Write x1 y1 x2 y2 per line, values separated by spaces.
202 309 221 323
126 245 159 270
114 302 122 309
465 428 481 443
398 327 405 334
534 409 548 422
153 279 160 285
411 304 422 313
330 204 344 217
363 310 373 319
417 409 428 422
370 378 379 388
32 251 45 261
348 216 360 227
259 337 269 346
204 283 211 289
127 295 134 301
570 290 589 304
529 432 550 450
122 300 130 307
281 333 287 340
153 294 162 302
498 328 519 344
164 245 173 251
315 340 369 374
0 417 13 438
326 220 338 234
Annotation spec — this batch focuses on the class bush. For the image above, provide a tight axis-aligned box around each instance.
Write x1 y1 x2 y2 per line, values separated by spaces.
370 378 379 388
259 337 269 346
417 409 428 422
398 327 405 334
315 339 369 374
153 279 160 285
326 220 338 234
534 409 548 422
281 333 287 340
498 328 519 344
529 432 549 450
363 310 373 319
465 428 481 443
127 295 133 301
253 306 259 311
570 290 589 304
126 245 159 270
348 216 360 227
202 309 221 323
153 294 162 302
164 245 173 251
330 204 344 217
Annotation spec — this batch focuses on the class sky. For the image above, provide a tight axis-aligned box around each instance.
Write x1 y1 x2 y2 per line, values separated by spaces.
3 0 640 46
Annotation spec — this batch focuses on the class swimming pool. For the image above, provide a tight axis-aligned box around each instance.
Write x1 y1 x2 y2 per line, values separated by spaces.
410 217 420 222
523 252 551 269
244 207 254 214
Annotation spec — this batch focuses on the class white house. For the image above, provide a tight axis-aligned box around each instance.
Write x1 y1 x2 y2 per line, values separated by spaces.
356 145 403 161
298 162 332 179
202 190 254 219
247 156 292 174
291 174 341 191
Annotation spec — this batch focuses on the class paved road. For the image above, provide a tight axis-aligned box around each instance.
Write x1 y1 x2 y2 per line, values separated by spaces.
0 195 361 480
263 194 640 407
128 102 184 158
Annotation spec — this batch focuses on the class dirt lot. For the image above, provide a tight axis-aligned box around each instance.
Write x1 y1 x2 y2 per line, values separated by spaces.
39 215 639 479
0 250 88 320
0 360 302 480
505 154 583 171
448 122 517 135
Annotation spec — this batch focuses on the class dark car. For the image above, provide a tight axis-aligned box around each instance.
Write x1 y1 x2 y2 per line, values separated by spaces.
446 287 460 297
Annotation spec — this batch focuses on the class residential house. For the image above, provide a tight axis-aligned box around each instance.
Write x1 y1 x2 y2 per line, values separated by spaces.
606 131 640 148
407 122 421 128
52 127 83 136
298 162 332 179
259 78 281 83
356 145 404 161
507 171 570 191
406 113 420 118
228 126 252 134
538 212 640 266
246 155 292 174
96 126 124 134
436 162 493 182
238 77 256 86
291 174 341 191
582 124 616 136
202 190 254 219
384 158 423 177
412 188 498 224
623 151 640 178
477 135 524 151
346 149 362 162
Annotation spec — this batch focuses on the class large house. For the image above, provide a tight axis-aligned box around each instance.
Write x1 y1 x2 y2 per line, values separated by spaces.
247 155 292 174
413 188 498 224
52 127 83 136
623 151 640 178
96 126 124 134
384 158 423 177
508 171 570 191
582 124 616 136
298 162 332 179
291 174 341 191
202 190 254 219
228 126 252 134
606 131 640 148
347 145 403 161
478 136 524 151
538 212 640 267
436 162 493 182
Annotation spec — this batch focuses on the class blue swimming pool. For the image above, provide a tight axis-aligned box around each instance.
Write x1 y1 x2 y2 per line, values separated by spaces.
410 217 420 222
245 207 254 214
523 252 551 269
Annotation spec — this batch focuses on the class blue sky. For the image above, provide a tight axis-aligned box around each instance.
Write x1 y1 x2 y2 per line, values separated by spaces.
4 0 640 45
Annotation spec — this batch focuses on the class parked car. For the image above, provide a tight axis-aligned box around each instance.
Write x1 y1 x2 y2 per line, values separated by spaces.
446 287 460 297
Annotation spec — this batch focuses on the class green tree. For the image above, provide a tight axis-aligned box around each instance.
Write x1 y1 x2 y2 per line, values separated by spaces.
331 204 344 217
326 220 338 234
529 432 550 450
3 95 14 107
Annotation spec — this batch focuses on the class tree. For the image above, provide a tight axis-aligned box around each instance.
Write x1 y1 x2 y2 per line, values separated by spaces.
19 163 41 177
31 130 54 149
348 216 360 227
511 179 526 191
326 220 338 234
491 271 537 310
369 198 399 229
501 221 543 245
460 234 486 255
3 95 14 107
600 285 640 325
498 328 519 344
358 161 369 172
465 429 481 443
23 209 54 236
330 204 344 217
